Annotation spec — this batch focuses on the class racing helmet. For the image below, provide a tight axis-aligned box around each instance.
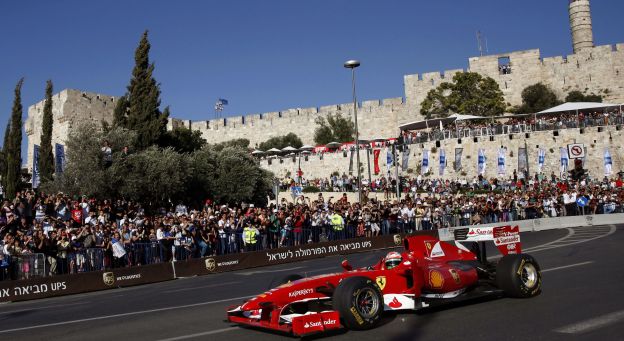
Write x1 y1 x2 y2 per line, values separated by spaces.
384 251 403 269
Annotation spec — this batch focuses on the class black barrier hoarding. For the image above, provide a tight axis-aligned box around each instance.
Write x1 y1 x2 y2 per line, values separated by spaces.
0 262 174 303
174 231 437 277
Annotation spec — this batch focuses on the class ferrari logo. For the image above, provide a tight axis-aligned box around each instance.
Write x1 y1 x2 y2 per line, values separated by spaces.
103 272 115 286
376 276 387 290
425 241 432 251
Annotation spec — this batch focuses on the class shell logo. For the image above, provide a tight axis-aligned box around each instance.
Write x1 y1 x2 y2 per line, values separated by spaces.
429 270 445 289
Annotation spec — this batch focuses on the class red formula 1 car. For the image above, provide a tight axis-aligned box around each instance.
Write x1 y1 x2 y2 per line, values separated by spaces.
227 226 541 337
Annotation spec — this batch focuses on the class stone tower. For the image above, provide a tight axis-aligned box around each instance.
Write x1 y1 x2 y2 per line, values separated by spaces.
568 0 594 53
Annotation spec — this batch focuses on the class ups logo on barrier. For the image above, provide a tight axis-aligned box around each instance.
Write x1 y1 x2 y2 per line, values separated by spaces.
393 234 402 246
205 258 216 272
103 272 115 286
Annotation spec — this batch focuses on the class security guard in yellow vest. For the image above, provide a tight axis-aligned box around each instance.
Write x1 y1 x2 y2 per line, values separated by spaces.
243 223 257 252
330 209 345 241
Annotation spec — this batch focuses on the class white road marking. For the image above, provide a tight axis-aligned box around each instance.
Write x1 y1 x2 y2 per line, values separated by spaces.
162 281 242 293
0 301 91 316
541 261 593 273
0 295 253 334
554 310 624 334
235 266 305 276
156 327 237 341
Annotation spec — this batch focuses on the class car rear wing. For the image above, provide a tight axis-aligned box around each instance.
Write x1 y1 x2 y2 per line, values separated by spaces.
438 225 522 257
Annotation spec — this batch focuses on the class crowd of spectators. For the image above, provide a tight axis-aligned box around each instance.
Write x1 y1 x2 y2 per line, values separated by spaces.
401 109 623 144
1 169 622 281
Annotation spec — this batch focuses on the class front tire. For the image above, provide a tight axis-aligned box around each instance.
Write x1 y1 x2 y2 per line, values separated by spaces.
496 254 542 298
332 276 383 330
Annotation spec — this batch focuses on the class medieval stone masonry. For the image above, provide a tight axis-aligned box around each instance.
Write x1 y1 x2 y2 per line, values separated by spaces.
24 0 624 179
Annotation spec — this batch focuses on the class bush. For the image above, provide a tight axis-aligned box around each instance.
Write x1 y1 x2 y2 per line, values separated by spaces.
302 186 321 193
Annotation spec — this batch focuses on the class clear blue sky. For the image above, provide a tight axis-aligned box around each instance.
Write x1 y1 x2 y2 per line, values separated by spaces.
1 0 623 159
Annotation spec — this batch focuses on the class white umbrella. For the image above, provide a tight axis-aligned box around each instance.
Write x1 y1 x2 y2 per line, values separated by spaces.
299 145 314 150
300 150 312 155
325 142 342 149
266 148 281 154
282 146 298 152
251 150 265 155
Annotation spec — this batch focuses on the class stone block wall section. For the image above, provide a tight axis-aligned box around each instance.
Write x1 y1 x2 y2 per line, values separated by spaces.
24 89 118 171
23 43 624 170
261 126 624 181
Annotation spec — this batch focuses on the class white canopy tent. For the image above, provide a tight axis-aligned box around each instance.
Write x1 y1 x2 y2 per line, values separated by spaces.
399 113 491 131
537 102 622 115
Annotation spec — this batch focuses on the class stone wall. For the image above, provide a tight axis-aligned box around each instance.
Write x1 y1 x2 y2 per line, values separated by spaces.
260 126 624 181
24 44 624 170
24 89 118 170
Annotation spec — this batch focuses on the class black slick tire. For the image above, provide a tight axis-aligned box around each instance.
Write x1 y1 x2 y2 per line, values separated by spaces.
496 253 542 298
332 276 383 330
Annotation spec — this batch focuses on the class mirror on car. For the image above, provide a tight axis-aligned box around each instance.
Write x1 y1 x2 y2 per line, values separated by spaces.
341 259 353 271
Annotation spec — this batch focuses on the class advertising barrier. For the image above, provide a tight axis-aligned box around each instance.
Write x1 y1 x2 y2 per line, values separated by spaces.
0 262 174 303
174 231 436 277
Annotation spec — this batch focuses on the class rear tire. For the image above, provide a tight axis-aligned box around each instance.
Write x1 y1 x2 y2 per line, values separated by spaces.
268 274 303 289
332 276 383 330
496 254 542 298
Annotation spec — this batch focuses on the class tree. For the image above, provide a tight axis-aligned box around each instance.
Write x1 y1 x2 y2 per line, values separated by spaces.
159 126 206 153
516 83 561 114
121 30 168 150
5 78 24 199
258 133 303 151
565 90 602 103
0 120 10 193
313 113 355 145
112 94 129 127
420 72 506 118
212 138 250 152
38 80 55 183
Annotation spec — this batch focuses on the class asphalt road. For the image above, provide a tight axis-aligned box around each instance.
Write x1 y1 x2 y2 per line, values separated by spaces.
0 224 622 341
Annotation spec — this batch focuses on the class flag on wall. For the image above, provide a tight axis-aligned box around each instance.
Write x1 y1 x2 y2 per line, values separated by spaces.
537 149 545 173
421 149 429 175
604 149 613 176
215 98 228 112
373 149 381 174
348 149 355 174
477 148 486 175
402 146 410 171
32 145 40 189
439 149 446 176
55 143 66 175
497 148 506 176
560 147 569 177
386 148 393 172
454 148 463 171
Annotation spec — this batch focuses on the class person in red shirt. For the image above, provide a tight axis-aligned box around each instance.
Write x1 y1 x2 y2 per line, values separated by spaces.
71 202 83 227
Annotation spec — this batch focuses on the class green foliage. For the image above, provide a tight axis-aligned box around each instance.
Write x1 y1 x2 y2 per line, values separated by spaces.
516 83 561 114
160 126 206 153
38 80 55 184
121 31 169 150
565 90 602 103
259 133 303 151
5 78 24 199
302 186 320 193
0 120 10 192
211 138 250 152
42 123 272 207
112 94 129 127
313 113 355 145
420 72 505 119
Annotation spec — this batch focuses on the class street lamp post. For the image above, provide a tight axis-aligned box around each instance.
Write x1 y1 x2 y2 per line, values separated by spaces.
344 59 362 204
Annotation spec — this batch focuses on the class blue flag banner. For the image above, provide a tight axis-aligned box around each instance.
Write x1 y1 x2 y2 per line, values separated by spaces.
55 143 66 175
560 147 568 177
497 148 506 176
33 144 41 189
604 149 612 176
439 149 446 176
421 149 429 175
538 148 545 173
477 149 486 175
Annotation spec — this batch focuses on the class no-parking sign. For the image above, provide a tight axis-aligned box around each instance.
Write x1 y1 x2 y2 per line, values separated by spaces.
567 144 585 159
